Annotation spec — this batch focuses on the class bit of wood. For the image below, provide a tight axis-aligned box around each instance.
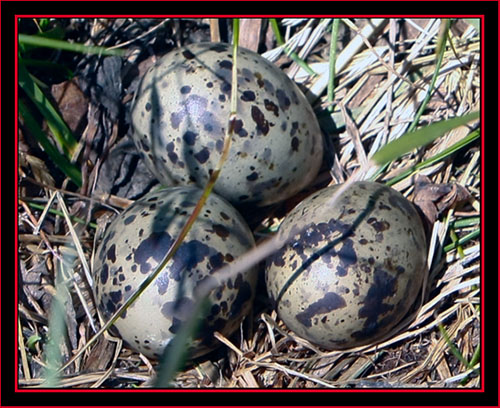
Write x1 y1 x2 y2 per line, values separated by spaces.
239 19 262 51
210 19 220 42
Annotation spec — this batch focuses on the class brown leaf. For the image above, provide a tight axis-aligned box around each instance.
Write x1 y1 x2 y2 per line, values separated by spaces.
412 175 471 225
436 183 470 213
82 335 116 372
51 79 89 135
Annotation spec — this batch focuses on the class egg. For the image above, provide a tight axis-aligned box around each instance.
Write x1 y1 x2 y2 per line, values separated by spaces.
130 42 323 206
265 181 428 349
92 186 258 359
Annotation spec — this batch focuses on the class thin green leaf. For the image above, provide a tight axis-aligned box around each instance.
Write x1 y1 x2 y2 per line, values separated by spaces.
27 334 42 351
407 19 450 134
36 18 52 31
20 24 65 55
443 229 480 253
384 128 479 186
154 297 211 387
327 19 340 113
371 111 479 167
232 18 240 49
438 323 471 368
449 228 465 258
18 33 125 57
42 262 68 387
460 343 481 386
18 61 79 159
452 217 479 229
269 18 316 76
19 100 82 187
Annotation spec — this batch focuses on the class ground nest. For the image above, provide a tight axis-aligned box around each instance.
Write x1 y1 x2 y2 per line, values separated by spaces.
18 18 480 388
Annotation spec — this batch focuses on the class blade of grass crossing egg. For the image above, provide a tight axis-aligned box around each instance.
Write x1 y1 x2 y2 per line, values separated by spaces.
154 297 212 387
154 20 242 386
59 22 245 374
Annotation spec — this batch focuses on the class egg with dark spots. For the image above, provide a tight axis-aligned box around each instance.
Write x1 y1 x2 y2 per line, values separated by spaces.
130 42 323 206
265 181 427 350
93 186 258 359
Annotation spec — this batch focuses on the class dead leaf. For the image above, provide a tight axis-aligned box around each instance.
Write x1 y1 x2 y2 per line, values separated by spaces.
51 79 89 135
83 335 116 372
413 175 471 224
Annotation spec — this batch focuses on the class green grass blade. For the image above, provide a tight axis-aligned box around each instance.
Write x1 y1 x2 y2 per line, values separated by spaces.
19 24 65 55
438 323 471 369
18 33 125 57
460 342 480 386
384 128 479 186
18 60 79 159
452 216 479 229
371 111 479 167
19 100 82 187
269 18 316 76
27 334 42 352
443 229 480 252
407 19 450 134
232 18 240 48
154 297 211 387
42 261 69 387
42 293 65 387
327 19 340 113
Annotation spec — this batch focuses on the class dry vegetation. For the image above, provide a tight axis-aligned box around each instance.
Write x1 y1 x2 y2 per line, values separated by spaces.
18 18 480 388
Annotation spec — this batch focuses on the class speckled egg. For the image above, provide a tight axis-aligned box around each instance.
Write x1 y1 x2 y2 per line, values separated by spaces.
265 181 428 349
130 42 323 206
92 186 258 359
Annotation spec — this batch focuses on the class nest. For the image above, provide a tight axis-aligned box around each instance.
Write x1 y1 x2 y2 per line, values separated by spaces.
18 18 480 389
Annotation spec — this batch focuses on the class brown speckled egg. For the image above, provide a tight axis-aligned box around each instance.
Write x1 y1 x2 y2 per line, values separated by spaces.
92 186 257 359
265 181 427 350
130 42 323 206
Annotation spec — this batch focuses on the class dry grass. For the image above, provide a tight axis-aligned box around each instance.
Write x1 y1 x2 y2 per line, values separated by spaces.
17 18 480 389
